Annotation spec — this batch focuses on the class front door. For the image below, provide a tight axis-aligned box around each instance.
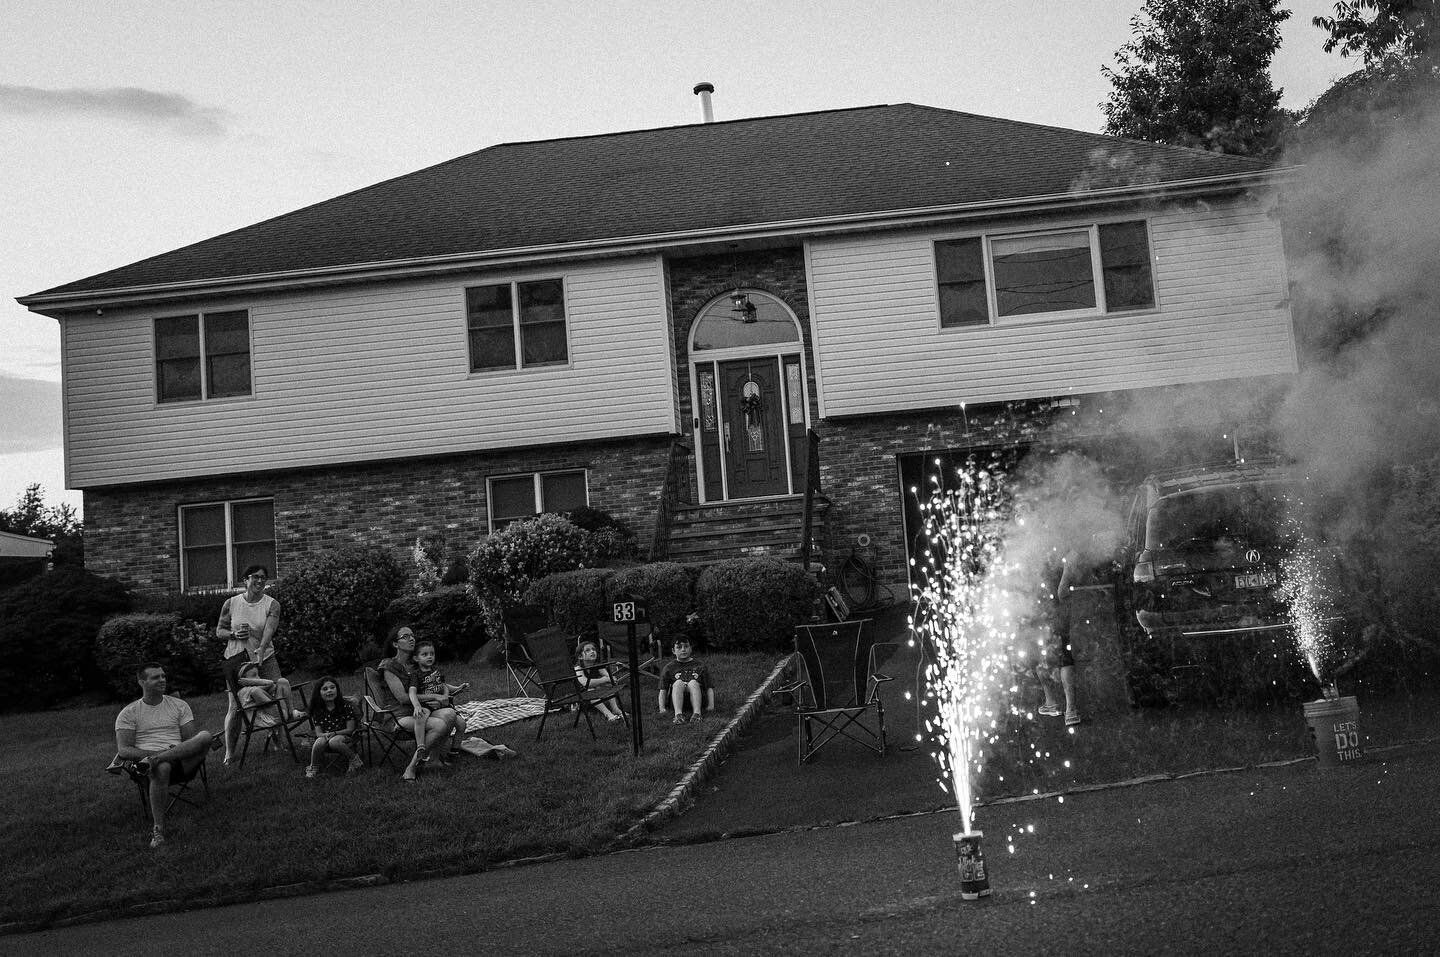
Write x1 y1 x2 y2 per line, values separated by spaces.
699 358 790 499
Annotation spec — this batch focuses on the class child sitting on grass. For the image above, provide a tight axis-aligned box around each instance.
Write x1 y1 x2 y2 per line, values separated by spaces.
575 638 625 723
305 676 363 778
657 636 714 724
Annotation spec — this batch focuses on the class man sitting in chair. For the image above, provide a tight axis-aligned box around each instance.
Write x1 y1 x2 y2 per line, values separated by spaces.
114 662 213 849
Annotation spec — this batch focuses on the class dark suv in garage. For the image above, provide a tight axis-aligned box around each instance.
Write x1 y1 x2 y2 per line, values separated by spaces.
1115 460 1325 702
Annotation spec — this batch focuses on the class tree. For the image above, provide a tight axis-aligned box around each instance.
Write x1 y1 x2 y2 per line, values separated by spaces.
0 484 84 566
1102 0 1292 157
1314 0 1437 67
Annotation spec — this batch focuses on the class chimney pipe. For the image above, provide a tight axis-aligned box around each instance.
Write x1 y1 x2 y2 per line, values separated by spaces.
693 82 715 123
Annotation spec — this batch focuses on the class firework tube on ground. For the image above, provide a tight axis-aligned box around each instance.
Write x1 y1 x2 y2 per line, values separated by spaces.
953 830 992 900
1303 695 1363 769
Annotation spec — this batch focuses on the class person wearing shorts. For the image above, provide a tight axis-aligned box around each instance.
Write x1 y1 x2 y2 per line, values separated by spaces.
217 565 299 763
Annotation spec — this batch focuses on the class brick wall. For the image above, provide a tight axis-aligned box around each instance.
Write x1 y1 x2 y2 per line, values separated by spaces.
86 435 673 594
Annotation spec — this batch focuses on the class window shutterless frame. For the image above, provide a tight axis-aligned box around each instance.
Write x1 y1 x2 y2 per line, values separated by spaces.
935 219 1156 329
177 497 275 591
154 310 253 403
485 469 588 533
466 277 570 372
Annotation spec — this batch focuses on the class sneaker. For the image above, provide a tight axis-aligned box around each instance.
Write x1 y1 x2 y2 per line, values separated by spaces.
149 827 165 849
347 754 365 774
291 710 307 721
1065 711 1083 726
607 713 623 723
1038 705 1062 717
305 765 318 779
672 714 688 725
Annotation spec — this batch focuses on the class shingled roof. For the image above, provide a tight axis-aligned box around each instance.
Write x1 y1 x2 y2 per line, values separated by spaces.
27 103 1275 302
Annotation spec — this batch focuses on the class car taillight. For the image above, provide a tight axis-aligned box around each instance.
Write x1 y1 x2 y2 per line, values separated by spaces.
1154 558 1190 575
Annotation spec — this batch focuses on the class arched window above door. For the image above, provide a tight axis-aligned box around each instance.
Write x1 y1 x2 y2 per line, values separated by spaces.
691 290 801 352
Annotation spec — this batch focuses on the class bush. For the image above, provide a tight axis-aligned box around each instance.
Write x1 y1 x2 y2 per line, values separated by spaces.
468 514 628 631
696 558 819 652
0 567 131 710
269 544 407 670
132 591 229 628
94 613 224 699
607 562 693 636
525 568 615 635
382 585 489 662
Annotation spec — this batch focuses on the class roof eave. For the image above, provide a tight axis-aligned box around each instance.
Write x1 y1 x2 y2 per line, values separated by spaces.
19 168 1292 316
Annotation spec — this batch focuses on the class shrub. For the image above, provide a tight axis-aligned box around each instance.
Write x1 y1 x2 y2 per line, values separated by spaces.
607 562 693 636
269 544 407 670
561 506 638 559
132 590 229 628
696 558 819 652
525 568 615 635
383 585 489 662
94 613 224 699
0 567 131 710
468 514 627 631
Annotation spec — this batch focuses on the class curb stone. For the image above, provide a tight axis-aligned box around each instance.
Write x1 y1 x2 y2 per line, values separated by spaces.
619 654 794 843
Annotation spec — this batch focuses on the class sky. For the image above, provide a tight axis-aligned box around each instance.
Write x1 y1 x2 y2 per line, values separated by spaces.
0 0 1359 518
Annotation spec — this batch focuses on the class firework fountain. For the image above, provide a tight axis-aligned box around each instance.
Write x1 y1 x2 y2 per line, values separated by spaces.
1278 491 1364 767
910 457 1027 898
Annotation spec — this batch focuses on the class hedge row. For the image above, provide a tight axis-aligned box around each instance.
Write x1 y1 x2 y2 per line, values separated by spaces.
524 557 819 652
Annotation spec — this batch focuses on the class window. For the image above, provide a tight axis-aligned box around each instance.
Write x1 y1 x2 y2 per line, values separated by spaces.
467 278 568 371
155 310 252 402
179 498 275 590
487 469 587 531
936 221 1155 327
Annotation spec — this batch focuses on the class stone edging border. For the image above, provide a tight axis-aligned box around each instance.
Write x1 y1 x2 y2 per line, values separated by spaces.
618 653 795 843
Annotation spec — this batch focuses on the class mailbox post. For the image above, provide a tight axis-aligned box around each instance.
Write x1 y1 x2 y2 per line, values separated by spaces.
612 596 648 755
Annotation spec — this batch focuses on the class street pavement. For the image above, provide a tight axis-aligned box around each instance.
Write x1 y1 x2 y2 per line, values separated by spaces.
12 742 1438 955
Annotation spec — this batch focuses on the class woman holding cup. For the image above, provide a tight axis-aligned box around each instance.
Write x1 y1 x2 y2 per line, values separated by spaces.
217 565 301 764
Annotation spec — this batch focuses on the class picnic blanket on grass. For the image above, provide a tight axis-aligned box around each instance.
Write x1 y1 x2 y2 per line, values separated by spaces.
455 697 546 733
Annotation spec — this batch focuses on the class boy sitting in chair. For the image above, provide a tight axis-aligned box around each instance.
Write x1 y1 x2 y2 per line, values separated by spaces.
112 662 213 849
657 637 714 724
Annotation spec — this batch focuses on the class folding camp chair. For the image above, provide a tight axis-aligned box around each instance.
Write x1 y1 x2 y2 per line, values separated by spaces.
528 626 629 740
358 666 418 771
503 605 549 697
781 620 895 765
595 620 663 682
105 751 210 824
233 679 313 769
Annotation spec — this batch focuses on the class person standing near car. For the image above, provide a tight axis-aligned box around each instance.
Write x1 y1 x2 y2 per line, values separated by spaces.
217 565 300 764
1036 547 1083 726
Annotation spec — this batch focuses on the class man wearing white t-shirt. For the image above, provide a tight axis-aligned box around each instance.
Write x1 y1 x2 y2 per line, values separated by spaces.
114 663 213 848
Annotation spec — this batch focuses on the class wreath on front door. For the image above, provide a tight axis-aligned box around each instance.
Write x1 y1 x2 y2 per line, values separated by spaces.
740 379 763 417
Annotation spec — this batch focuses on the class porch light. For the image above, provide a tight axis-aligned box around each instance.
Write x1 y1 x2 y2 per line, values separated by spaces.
730 292 758 323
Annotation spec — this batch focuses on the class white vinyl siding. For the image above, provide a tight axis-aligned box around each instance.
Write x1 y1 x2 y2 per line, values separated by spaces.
61 257 673 488
805 195 1296 418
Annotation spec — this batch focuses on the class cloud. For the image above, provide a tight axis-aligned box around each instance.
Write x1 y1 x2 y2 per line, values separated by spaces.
0 374 62 455
0 84 233 136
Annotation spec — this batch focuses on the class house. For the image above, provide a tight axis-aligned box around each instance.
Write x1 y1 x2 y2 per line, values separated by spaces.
18 103 1297 598
0 530 55 563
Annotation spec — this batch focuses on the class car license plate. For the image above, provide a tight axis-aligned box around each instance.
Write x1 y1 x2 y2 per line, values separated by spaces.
1235 570 1277 589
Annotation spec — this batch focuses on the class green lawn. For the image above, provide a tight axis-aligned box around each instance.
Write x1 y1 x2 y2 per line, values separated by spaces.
0 652 779 929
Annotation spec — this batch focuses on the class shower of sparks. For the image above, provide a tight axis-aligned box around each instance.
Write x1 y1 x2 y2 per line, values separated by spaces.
910 459 1037 837
1277 488 1343 685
